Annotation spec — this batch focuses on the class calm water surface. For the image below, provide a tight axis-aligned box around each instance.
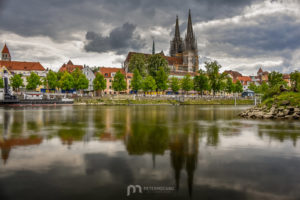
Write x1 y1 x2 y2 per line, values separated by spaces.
0 105 300 200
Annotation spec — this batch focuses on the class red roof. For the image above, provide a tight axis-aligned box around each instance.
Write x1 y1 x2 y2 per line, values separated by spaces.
283 74 290 79
224 70 242 80
1 44 10 54
258 67 263 73
59 60 83 73
98 67 126 78
125 52 183 66
237 76 252 85
0 60 45 71
165 56 182 65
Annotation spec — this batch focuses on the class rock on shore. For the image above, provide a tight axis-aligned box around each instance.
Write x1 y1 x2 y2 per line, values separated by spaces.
239 104 300 120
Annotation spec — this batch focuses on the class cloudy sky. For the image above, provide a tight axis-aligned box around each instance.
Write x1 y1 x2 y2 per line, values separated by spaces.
0 0 299 75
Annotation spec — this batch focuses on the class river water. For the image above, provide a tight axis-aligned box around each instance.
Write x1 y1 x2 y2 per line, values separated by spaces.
0 105 300 200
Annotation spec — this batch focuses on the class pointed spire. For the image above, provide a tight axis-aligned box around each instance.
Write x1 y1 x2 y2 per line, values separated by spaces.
186 9 194 39
67 60 73 65
170 15 183 56
152 40 155 55
175 15 180 39
2 43 10 54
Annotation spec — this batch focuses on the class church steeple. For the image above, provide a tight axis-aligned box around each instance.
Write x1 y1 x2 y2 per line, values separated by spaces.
170 15 183 57
185 9 197 52
186 9 194 40
1 43 11 61
175 15 180 39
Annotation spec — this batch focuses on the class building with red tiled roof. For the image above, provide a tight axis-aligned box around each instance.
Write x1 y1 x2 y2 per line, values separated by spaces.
0 44 47 89
98 67 131 94
58 60 83 73
236 76 252 90
256 67 269 84
224 70 242 81
0 60 45 71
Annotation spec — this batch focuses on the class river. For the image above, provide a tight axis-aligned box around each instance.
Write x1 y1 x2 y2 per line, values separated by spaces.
0 105 300 200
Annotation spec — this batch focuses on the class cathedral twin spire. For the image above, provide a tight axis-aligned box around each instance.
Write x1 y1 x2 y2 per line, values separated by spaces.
170 9 198 56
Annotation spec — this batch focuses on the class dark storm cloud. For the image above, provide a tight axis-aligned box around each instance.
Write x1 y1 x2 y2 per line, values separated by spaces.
84 23 146 55
200 13 300 59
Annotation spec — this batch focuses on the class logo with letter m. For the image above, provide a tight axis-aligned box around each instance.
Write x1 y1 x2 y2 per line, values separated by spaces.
127 185 142 196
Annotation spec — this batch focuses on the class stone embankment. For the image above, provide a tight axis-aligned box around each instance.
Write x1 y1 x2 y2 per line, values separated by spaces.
239 103 300 120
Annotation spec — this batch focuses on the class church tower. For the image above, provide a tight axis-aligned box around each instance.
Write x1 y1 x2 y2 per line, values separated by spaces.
170 16 184 57
1 44 11 61
183 9 198 72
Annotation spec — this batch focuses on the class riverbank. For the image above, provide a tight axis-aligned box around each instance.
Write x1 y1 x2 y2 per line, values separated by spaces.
74 97 254 105
239 92 300 120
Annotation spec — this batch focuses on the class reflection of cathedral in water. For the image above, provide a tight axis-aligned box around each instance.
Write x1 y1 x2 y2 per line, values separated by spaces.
170 131 198 197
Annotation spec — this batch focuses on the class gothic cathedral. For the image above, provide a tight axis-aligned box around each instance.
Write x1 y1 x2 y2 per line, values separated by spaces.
170 10 198 72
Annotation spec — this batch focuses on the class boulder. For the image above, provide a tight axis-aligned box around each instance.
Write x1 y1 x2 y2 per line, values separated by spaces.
263 114 273 119
292 113 300 120
283 109 290 116
284 115 294 120
277 111 285 117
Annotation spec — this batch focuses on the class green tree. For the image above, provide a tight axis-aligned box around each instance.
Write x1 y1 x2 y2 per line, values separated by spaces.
147 54 169 78
0 77 4 88
112 71 127 93
181 74 194 94
26 72 41 90
248 82 259 93
225 77 234 94
56 71 64 89
45 70 58 90
290 71 300 91
234 80 243 93
60 71 74 91
194 70 209 95
77 74 89 91
10 74 24 91
268 71 285 88
170 77 180 93
131 69 143 92
71 68 89 91
259 81 269 94
93 73 106 95
128 54 147 76
155 67 168 91
205 61 226 95
143 75 157 92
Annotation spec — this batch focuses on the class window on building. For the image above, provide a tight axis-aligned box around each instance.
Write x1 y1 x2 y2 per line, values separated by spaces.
109 86 111 89
105 73 108 77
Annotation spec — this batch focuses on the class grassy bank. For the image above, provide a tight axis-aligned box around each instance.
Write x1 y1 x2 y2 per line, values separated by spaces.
74 98 254 105
262 92 300 107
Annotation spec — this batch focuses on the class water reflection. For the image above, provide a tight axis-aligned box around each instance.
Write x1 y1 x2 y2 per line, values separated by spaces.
0 106 300 199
